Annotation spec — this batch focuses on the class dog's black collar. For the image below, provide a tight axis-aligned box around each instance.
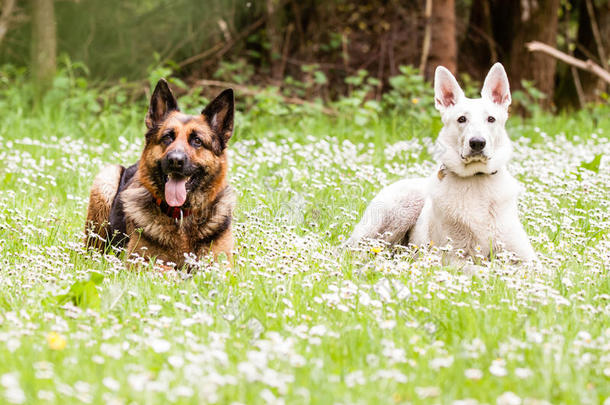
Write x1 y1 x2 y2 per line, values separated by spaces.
437 164 498 180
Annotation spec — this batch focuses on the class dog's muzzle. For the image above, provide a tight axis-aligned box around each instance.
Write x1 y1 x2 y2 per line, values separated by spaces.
462 137 490 163
161 149 196 207
164 150 187 173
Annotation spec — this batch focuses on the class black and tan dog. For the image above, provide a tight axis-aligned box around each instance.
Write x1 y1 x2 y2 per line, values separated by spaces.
85 79 236 268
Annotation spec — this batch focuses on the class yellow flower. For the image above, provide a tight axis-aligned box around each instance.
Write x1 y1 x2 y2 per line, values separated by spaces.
47 332 66 350
411 98 419 104
370 246 382 254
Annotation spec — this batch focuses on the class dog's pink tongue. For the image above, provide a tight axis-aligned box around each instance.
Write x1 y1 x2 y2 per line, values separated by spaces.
164 177 187 207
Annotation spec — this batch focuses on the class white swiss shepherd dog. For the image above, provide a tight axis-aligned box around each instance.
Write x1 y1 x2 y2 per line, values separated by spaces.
347 63 536 263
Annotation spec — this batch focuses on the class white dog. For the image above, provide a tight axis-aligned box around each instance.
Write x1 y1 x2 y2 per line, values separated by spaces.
347 63 536 262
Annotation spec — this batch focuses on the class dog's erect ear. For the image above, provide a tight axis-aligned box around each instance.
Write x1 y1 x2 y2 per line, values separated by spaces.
481 63 511 109
145 79 179 130
202 89 234 145
434 66 465 111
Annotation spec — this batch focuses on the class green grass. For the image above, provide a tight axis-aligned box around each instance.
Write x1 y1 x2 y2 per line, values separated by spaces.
0 75 609 404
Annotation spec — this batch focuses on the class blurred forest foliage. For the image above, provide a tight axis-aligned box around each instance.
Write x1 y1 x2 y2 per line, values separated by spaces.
0 0 608 110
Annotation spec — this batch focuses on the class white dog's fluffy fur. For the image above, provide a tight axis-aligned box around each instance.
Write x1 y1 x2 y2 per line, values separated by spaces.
347 63 536 262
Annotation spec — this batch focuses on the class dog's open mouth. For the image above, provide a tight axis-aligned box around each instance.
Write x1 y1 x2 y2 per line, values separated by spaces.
164 173 191 207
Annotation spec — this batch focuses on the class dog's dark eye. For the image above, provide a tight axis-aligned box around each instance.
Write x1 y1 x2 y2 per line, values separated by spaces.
190 137 203 148
161 132 174 146
487 116 496 123
457 116 467 123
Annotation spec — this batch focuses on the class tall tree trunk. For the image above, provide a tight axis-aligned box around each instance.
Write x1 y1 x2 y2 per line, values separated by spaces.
459 0 493 80
425 0 457 79
266 0 283 84
31 0 56 90
505 0 561 107
0 0 17 46
575 0 610 101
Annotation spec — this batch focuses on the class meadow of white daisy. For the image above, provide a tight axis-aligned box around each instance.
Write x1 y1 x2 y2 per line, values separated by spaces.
0 71 608 404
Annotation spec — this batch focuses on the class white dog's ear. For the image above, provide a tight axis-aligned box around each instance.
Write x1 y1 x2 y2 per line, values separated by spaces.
434 66 464 111
481 63 511 109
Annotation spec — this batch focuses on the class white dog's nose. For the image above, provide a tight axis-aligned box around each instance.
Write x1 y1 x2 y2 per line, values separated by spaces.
469 137 486 152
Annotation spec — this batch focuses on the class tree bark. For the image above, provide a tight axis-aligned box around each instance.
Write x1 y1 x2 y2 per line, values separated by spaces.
266 0 283 83
425 0 457 79
506 0 560 107
459 0 495 79
31 0 57 89
0 0 17 45
575 0 610 101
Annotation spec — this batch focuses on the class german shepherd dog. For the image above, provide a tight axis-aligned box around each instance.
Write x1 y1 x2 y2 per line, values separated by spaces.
85 79 236 268
347 64 536 262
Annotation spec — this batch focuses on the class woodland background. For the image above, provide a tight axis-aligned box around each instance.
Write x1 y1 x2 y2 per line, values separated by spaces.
0 0 608 110
0 3 609 404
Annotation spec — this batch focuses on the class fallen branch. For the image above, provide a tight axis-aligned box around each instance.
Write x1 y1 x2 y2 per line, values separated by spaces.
176 42 224 69
176 16 266 69
178 0 294 71
194 79 337 115
526 41 610 85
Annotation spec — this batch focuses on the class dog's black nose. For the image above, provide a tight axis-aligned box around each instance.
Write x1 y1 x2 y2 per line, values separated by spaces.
166 150 187 170
469 137 486 152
